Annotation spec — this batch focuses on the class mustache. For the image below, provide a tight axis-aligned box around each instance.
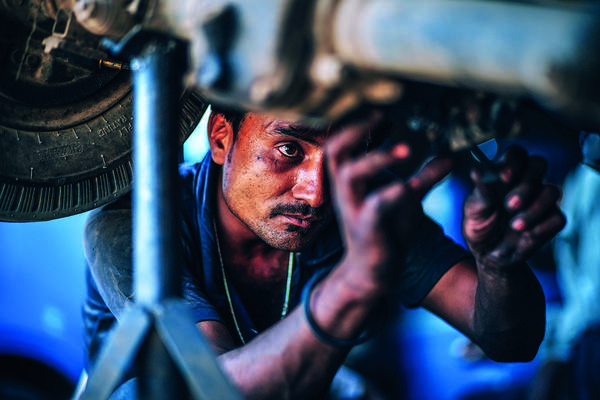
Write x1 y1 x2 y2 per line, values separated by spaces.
269 203 327 219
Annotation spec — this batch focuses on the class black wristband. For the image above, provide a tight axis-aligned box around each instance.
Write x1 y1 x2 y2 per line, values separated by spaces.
301 269 382 348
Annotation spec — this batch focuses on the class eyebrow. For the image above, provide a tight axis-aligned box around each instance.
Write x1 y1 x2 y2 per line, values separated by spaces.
270 124 323 145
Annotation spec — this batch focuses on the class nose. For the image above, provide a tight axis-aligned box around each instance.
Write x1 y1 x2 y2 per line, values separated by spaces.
292 157 327 208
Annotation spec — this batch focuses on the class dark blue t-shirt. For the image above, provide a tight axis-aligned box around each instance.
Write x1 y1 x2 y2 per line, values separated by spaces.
83 152 469 369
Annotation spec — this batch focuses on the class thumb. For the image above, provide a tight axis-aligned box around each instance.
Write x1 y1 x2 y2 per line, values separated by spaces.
409 156 454 201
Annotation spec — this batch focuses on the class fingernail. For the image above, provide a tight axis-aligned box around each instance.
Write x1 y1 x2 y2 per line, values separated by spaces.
507 195 521 210
500 168 512 182
392 143 410 158
511 218 525 231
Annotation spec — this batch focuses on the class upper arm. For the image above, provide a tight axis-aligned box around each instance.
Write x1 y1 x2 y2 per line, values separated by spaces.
419 257 478 335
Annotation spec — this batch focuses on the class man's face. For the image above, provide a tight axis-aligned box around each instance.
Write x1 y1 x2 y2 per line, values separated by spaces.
220 113 334 251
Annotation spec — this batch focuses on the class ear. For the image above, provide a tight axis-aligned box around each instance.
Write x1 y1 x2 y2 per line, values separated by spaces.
208 112 234 165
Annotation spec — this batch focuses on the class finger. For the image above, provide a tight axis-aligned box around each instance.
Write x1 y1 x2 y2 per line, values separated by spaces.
408 156 454 200
530 212 567 242
330 142 410 213
364 180 421 233
469 165 507 207
470 147 543 208
504 155 548 212
326 121 374 212
326 112 384 172
364 180 407 218
509 212 567 261
338 142 412 195
333 162 366 212
497 145 529 185
509 185 561 231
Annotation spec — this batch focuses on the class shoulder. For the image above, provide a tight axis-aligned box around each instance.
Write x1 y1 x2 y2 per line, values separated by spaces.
84 193 132 250
179 152 214 188
179 153 218 213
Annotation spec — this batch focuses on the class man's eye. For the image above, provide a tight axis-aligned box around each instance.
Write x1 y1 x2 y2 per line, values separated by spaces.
276 143 301 158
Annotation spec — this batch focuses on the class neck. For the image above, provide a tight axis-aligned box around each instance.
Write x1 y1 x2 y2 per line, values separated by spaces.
214 176 288 283
212 198 294 332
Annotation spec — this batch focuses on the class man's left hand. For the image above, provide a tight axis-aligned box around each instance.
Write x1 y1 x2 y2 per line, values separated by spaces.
462 145 566 271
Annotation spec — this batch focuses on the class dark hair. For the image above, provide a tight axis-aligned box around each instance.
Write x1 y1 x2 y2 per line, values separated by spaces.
210 103 247 139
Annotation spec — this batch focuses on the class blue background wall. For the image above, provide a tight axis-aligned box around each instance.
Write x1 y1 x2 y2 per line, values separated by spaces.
0 212 89 385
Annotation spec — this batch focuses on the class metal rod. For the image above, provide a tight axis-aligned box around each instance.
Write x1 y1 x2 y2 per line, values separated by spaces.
131 36 187 399
132 38 185 305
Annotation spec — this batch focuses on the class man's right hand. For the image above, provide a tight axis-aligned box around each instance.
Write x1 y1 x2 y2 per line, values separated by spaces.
324 113 454 295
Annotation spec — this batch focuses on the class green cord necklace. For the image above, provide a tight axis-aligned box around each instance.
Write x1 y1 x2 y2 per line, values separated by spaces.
213 219 294 345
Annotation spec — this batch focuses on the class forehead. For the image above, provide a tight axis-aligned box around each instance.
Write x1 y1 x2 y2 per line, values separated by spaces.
240 113 331 144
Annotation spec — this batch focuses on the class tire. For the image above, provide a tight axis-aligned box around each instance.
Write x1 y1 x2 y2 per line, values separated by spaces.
0 4 208 222
0 84 206 222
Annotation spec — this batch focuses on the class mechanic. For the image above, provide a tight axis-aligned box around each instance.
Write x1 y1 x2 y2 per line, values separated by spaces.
82 105 565 399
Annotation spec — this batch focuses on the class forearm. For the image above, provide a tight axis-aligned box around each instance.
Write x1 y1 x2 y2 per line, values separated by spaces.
472 260 546 361
219 307 346 400
218 261 383 399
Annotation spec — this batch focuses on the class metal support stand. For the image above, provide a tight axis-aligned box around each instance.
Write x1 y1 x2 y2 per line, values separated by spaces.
79 31 242 400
